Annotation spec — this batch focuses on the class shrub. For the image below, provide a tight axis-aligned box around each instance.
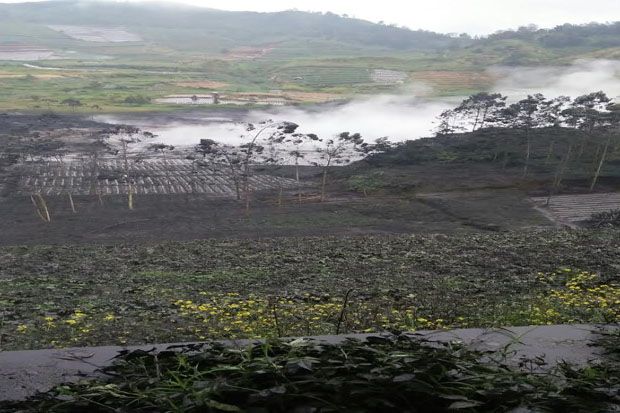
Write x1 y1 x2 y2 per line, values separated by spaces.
123 95 151 105
585 209 620 228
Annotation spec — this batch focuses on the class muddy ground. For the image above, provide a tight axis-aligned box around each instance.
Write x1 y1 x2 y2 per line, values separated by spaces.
0 111 587 246
0 188 553 246
0 112 106 136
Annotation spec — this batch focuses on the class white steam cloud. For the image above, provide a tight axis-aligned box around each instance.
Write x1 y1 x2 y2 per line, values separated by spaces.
491 59 620 99
102 59 620 146
246 95 456 143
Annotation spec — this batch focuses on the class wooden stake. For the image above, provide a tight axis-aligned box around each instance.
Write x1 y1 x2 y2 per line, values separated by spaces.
278 186 283 208
31 193 51 222
128 183 134 210
68 193 76 213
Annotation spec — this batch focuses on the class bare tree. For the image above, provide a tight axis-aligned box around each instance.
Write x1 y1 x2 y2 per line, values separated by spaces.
148 143 175 185
194 139 244 200
313 132 364 202
192 121 299 213
103 126 155 209
234 121 300 213
82 132 113 204
263 124 318 206
590 108 619 190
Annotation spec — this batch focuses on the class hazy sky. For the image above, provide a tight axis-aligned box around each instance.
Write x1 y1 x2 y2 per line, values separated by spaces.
1 0 619 34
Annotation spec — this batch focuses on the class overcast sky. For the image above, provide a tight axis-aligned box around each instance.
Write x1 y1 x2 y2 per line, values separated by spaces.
1 0 619 34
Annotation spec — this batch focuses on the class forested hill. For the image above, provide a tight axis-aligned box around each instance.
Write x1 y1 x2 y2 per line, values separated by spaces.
1 0 619 58
0 1 459 53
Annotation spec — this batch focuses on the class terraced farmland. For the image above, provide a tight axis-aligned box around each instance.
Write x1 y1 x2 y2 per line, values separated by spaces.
531 193 620 224
370 69 408 84
16 160 296 197
409 70 495 94
275 66 372 87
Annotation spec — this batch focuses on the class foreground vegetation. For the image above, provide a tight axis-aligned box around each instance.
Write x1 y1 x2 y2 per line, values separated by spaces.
1 230 618 350
4 329 619 412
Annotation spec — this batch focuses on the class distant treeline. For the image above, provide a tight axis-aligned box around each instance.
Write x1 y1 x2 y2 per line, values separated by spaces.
486 22 620 48
370 91 619 194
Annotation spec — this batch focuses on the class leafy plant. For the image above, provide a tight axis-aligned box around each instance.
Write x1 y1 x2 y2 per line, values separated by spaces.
7 332 620 412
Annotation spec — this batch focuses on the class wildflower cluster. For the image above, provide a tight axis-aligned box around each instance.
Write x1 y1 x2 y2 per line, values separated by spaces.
173 292 447 338
530 269 620 324
10 309 119 348
9 268 618 349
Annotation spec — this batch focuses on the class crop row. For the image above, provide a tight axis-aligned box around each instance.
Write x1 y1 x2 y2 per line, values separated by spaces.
17 160 297 196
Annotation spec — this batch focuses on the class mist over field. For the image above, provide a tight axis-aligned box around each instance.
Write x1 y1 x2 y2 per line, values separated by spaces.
248 95 455 143
492 59 620 98
114 59 620 147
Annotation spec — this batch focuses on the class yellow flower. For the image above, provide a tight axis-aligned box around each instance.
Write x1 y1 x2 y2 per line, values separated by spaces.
104 314 116 321
17 324 28 333
65 319 78 326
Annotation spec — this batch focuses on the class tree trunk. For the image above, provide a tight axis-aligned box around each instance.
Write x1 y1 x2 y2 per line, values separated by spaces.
245 188 251 217
295 162 302 205
555 144 573 189
522 129 531 177
320 169 328 202
546 143 573 205
545 140 554 164
590 144 602 172
128 183 134 210
472 109 481 132
31 194 51 222
68 192 76 213
243 174 251 214
479 107 488 131
122 142 129 172
577 135 587 160
234 179 241 200
590 138 610 191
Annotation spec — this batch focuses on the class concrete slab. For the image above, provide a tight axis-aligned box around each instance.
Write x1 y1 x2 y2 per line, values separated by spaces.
0 324 612 402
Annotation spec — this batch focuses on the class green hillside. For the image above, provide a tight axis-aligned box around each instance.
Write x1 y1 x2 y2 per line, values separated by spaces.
0 1 618 111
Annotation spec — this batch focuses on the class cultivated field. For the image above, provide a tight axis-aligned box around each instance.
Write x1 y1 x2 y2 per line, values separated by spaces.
532 193 620 224
0 46 55 61
47 25 142 42
16 159 297 196
408 70 496 94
